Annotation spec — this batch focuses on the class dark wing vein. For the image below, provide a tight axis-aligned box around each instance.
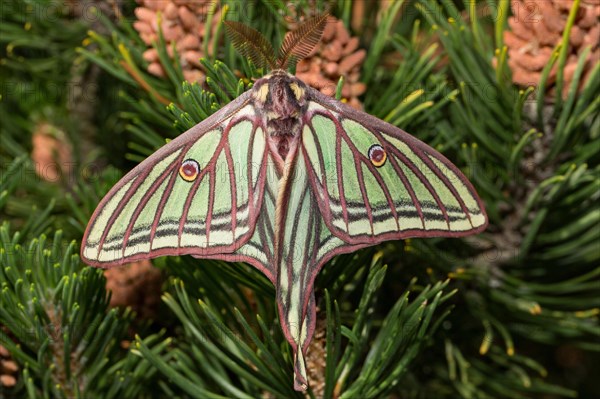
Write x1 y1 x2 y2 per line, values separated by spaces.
334 121 351 232
385 154 426 228
420 150 474 227
123 148 186 255
385 144 451 229
224 142 238 240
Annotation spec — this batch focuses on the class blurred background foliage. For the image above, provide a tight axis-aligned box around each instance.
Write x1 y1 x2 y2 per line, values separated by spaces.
1 0 598 398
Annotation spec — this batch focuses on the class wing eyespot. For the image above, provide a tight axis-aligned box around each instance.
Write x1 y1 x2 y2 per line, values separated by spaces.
368 144 387 167
179 159 200 182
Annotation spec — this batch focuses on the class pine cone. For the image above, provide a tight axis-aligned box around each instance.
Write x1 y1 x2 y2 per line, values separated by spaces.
0 342 18 388
133 0 221 83
295 16 367 110
31 122 73 183
104 260 163 319
503 0 599 98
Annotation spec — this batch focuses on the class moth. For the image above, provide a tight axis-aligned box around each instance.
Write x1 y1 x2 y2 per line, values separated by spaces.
81 15 488 391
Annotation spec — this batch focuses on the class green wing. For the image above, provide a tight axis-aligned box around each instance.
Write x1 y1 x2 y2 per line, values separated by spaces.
301 95 488 244
81 93 272 269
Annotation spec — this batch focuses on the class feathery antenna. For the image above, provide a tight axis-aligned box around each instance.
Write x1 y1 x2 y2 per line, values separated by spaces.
224 13 328 72
277 13 329 69
224 21 277 70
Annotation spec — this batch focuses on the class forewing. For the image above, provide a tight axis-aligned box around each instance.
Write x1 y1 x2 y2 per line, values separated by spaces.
82 93 269 266
301 89 488 245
